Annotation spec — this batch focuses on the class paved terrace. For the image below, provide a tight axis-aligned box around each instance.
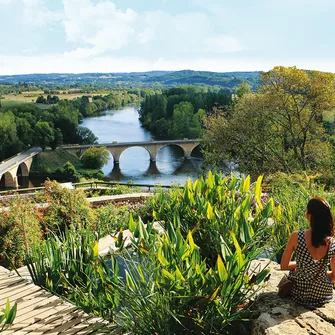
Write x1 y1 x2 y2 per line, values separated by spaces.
0 267 118 335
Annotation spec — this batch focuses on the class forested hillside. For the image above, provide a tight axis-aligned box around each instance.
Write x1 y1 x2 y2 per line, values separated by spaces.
0 70 260 90
139 86 232 139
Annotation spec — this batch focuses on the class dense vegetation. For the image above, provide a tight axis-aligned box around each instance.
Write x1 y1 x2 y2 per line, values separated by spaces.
0 70 260 90
0 89 143 161
139 86 232 138
1 172 333 333
204 66 335 186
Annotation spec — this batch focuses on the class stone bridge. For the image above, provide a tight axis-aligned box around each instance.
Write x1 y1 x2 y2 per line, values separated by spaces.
0 147 42 188
60 139 201 164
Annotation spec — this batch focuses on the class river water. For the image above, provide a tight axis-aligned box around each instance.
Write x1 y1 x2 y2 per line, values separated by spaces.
80 106 203 185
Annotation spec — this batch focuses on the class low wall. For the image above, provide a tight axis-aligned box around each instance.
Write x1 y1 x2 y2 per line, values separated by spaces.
250 259 335 335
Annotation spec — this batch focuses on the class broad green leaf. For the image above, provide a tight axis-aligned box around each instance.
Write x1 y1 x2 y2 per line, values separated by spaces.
157 247 169 266
242 175 250 193
256 268 270 284
217 254 228 281
220 236 232 262
128 213 136 232
206 202 214 220
254 175 263 209
209 286 220 301
229 231 244 269
207 170 214 188
93 241 98 257
264 198 274 217
228 174 237 190
187 231 196 252
125 271 136 291
161 269 174 281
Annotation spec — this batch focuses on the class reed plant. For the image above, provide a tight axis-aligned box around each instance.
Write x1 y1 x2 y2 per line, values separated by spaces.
0 299 17 332
27 227 119 320
151 171 274 266
115 216 270 334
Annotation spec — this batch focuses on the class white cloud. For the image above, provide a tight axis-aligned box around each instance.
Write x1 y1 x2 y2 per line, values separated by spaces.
22 0 63 27
63 0 138 53
62 0 243 57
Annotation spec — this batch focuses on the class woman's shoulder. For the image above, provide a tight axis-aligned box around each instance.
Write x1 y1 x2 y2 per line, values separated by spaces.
287 230 299 248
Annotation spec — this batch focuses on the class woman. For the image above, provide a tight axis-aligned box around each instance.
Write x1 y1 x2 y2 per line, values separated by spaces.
281 197 335 307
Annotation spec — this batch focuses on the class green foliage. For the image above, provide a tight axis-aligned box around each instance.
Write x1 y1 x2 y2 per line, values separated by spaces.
34 121 55 150
204 66 335 178
0 197 42 269
151 171 273 267
0 299 17 332
62 161 78 180
169 102 205 138
75 126 98 145
81 146 109 169
27 228 119 320
96 202 150 238
39 180 96 233
115 210 270 334
139 87 231 139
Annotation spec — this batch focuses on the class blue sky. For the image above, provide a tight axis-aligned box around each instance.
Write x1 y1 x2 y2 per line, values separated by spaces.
0 0 334 74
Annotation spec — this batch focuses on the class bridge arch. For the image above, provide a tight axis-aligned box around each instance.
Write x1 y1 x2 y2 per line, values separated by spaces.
18 162 30 177
111 146 152 164
156 144 186 159
0 171 17 189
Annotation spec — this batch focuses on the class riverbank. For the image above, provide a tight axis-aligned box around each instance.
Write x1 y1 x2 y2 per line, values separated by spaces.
30 149 104 180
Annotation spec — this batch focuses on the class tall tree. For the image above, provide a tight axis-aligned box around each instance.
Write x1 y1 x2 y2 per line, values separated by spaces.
204 66 335 175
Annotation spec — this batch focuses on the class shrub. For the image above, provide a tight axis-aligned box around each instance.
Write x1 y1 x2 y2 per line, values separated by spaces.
96 201 151 238
27 228 119 320
62 161 78 180
115 216 270 334
0 197 42 269
81 146 109 169
151 171 274 267
39 180 96 233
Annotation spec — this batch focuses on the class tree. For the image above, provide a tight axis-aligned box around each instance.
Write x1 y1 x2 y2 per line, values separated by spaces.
62 161 77 179
50 128 63 150
0 112 21 160
203 66 335 175
34 121 55 151
76 126 98 145
169 102 204 138
36 95 46 104
81 146 109 169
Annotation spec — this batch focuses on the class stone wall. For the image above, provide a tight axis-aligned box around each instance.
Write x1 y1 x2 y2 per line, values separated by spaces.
251 259 335 335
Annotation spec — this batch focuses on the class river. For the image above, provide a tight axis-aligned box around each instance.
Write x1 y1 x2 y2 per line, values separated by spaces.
80 105 203 185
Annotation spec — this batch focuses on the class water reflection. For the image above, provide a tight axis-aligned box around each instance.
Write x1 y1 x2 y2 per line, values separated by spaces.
80 106 203 185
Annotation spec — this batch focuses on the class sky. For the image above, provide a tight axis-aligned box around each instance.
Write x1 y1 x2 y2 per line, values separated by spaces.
0 0 335 75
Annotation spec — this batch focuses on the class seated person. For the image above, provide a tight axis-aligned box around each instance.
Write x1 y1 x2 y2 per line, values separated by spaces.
281 197 335 307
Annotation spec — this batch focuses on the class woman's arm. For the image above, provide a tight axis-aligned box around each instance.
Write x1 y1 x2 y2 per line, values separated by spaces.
280 231 298 270
327 253 335 282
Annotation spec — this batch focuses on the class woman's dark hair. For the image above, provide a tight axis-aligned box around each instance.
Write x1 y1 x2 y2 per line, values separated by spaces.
307 197 334 247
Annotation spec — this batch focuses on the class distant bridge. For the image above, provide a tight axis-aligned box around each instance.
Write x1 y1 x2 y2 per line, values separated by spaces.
0 140 201 189
0 147 42 188
60 139 201 164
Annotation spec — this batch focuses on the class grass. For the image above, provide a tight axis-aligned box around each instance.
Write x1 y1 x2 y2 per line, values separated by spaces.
1 90 110 106
30 149 84 173
30 149 103 179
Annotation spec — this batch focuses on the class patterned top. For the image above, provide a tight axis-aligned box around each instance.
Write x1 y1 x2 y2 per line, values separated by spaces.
288 230 335 307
